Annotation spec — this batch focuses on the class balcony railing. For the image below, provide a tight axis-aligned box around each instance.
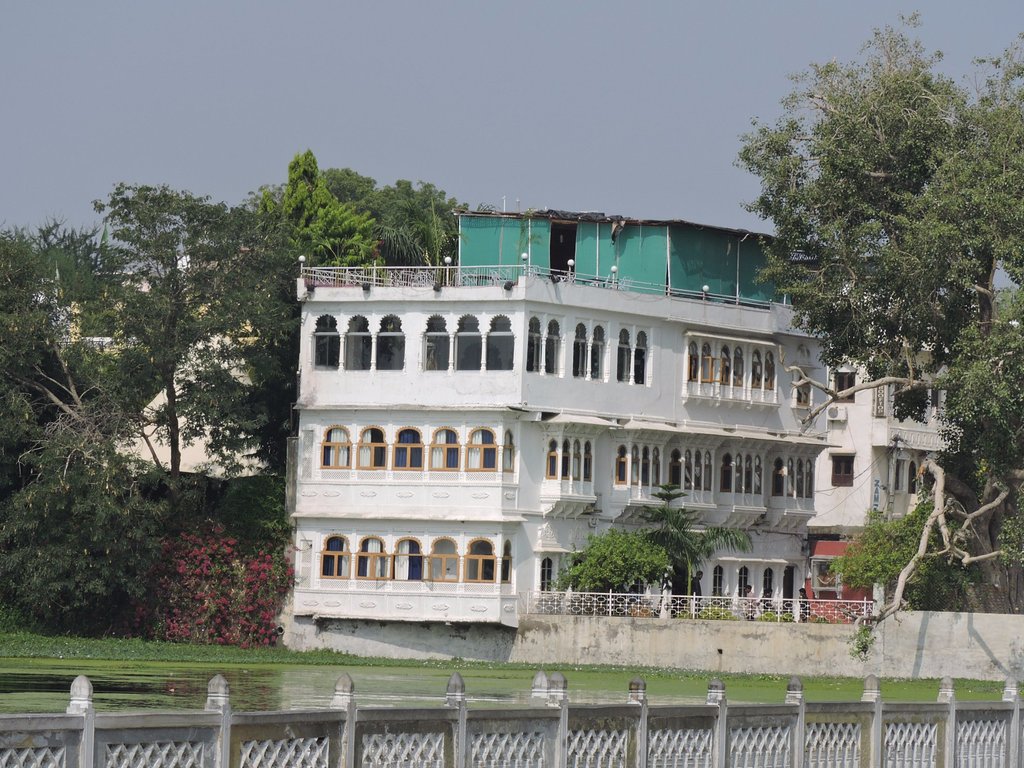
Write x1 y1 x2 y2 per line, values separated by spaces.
301 265 772 307
521 591 874 624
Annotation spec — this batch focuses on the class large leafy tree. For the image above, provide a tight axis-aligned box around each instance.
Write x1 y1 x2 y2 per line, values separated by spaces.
0 230 166 632
739 21 1024 616
274 151 377 267
323 167 462 266
94 184 291 503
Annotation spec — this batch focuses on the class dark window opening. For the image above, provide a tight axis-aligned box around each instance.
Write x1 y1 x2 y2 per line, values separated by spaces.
549 222 577 274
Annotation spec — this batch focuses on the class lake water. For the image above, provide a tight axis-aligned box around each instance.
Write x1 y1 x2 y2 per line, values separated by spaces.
0 657 1004 713
0 658 711 713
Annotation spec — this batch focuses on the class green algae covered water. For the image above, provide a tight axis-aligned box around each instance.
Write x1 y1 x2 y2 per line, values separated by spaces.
0 656 1004 713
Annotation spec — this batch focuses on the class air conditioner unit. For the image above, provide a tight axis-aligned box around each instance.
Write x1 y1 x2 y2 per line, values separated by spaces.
827 406 848 422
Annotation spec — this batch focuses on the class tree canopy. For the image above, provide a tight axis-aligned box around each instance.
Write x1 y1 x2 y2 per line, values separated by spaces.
739 21 1024 615
557 528 670 593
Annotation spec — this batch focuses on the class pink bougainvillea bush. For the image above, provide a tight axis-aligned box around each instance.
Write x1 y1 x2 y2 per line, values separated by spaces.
132 525 292 647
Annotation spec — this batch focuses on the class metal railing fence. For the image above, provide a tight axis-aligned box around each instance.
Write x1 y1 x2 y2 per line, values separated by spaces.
521 590 874 624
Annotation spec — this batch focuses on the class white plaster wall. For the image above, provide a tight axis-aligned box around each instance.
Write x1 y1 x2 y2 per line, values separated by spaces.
284 611 1024 682
292 273 835 625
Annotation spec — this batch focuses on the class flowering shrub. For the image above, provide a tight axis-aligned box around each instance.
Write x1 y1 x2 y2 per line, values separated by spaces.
133 525 292 647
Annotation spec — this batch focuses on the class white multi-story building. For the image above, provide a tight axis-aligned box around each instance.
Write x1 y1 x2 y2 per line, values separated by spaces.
810 369 944 599
286 210 831 646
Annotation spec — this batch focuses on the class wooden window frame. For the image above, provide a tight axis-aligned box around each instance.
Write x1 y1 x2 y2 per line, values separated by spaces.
321 427 351 469
357 427 388 470
466 428 497 471
320 535 351 579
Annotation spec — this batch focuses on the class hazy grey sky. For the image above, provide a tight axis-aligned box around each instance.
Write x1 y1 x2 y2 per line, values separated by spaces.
3 2 1021 233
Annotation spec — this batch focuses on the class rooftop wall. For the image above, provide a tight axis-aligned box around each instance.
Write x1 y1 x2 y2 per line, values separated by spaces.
459 213 777 303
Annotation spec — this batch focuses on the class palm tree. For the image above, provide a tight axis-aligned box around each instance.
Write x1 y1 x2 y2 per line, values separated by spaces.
643 484 751 583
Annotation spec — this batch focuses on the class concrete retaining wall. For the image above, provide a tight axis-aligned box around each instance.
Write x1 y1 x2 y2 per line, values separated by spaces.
285 611 1024 681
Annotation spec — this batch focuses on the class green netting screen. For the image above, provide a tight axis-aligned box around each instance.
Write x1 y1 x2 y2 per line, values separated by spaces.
459 216 549 268
614 225 668 294
737 236 774 302
668 227 737 298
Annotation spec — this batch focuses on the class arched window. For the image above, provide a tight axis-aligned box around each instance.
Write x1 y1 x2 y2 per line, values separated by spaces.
772 458 785 496
590 326 605 380
687 341 699 382
754 456 763 495
356 537 389 579
357 427 387 469
455 316 482 370
583 441 593 481
615 446 628 484
652 447 661 486
540 557 554 591
430 428 460 470
641 447 651 485
733 347 744 387
796 459 805 498
752 350 763 389
787 458 796 496
703 451 712 491
465 539 496 582
544 320 560 375
501 540 512 583
631 445 640 485
561 439 571 479
572 324 588 378
669 449 682 487
503 430 515 473
617 330 631 382
744 455 753 494
424 315 450 371
526 317 542 372
467 428 497 471
572 440 582 480
314 315 340 368
765 351 776 391
320 535 350 578
376 315 405 370
690 450 700 491
633 331 647 384
345 315 371 371
429 539 459 582
546 439 559 479
486 315 514 371
712 565 724 596
393 428 423 470
720 345 731 385
700 343 715 382
763 568 774 597
394 538 423 581
720 453 733 493
908 461 918 493
805 459 815 497
738 566 750 595
321 427 351 468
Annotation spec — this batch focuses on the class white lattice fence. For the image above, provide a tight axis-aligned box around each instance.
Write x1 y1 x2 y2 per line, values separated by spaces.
240 738 327 768
0 748 65 768
470 731 545 767
884 722 937 768
804 722 859 768
647 728 713 768
729 726 790 768
566 728 628 768
361 732 445 768
956 718 1006 768
104 742 204 768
